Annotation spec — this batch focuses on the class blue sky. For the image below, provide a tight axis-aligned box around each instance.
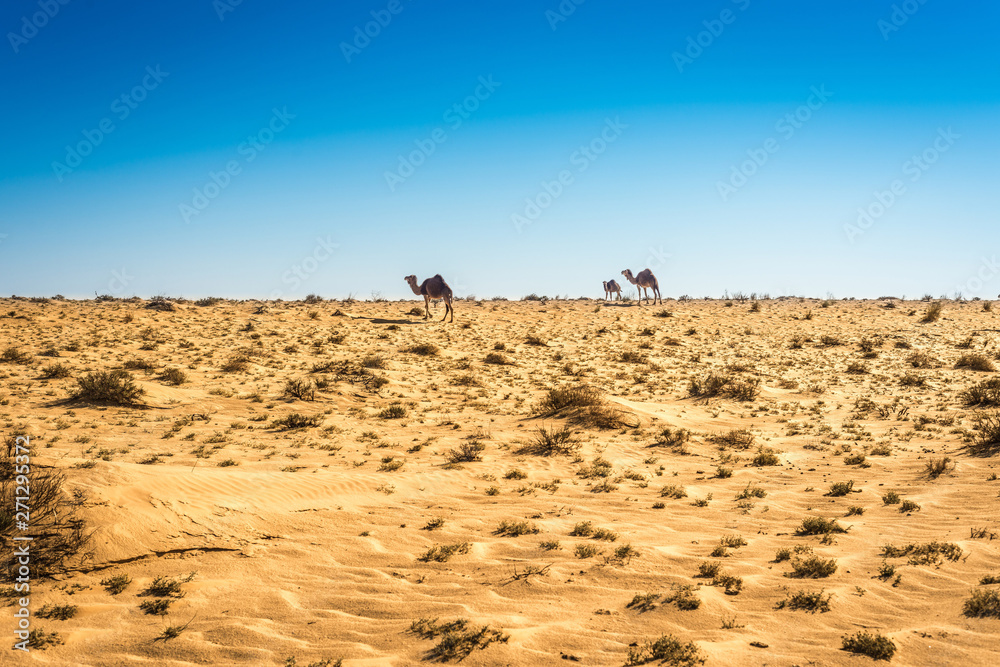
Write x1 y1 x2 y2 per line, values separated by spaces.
1 0 997 300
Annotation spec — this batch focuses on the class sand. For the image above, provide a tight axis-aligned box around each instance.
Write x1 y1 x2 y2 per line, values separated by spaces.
2 296 999 666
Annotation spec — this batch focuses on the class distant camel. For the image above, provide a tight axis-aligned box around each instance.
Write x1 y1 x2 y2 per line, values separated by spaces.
621 268 661 306
603 280 622 301
404 274 454 323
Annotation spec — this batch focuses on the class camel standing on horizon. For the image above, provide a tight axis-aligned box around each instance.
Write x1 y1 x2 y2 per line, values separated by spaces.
404 274 454 323
621 268 661 306
603 280 622 301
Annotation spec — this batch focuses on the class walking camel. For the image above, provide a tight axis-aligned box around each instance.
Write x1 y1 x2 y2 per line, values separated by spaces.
404 274 454 323
603 280 622 301
621 268 661 306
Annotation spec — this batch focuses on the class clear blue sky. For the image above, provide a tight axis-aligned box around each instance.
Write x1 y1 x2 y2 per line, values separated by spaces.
1 0 997 300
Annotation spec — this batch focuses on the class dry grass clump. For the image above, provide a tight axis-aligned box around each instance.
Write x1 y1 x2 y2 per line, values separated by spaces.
535 384 637 429
787 556 837 578
906 352 935 368
158 367 187 385
624 634 706 666
283 378 316 401
40 362 72 379
688 372 760 401
516 425 581 456
409 618 509 662
963 588 1000 618
775 589 832 613
881 541 962 565
970 411 1000 454
1 346 33 364
712 428 755 449
418 542 471 563
447 440 485 464
961 378 1000 406
796 516 849 535
956 353 996 372
221 354 251 373
842 631 896 661
925 456 953 479
73 370 145 406
402 343 440 356
493 520 539 537
0 460 91 577
651 427 690 449
920 301 943 323
271 413 323 430
824 480 855 497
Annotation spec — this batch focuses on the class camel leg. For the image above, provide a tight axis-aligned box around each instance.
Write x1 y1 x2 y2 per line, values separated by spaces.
424 295 431 319
440 297 449 322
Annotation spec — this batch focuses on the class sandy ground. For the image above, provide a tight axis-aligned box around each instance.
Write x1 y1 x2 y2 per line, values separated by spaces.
2 296 999 666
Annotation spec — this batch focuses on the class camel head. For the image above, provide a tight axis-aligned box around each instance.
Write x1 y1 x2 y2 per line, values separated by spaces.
621 269 633 281
404 275 417 288
602 281 608 291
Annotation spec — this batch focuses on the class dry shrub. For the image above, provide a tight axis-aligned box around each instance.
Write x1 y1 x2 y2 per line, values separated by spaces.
73 371 144 406
535 384 638 429
1 457 92 578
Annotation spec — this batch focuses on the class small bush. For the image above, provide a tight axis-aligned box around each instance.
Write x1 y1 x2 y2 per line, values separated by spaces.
40 363 72 379
787 556 837 578
1 346 33 364
841 631 896 661
447 441 486 464
797 516 849 535
751 448 780 466
158 367 187 386
925 456 952 479
961 378 1000 406
37 603 78 620
73 370 144 406
825 480 855 497
775 590 832 613
517 425 580 456
272 413 323 430
402 343 440 356
882 490 901 505
899 499 921 513
624 634 706 667
378 403 407 419
283 378 316 401
221 354 250 373
920 301 943 323
483 352 511 365
418 543 471 563
101 574 132 595
493 520 538 537
956 353 996 372
963 588 1000 618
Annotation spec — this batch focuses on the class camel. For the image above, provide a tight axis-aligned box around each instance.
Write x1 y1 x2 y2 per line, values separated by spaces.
404 274 454 323
603 280 622 301
621 268 661 306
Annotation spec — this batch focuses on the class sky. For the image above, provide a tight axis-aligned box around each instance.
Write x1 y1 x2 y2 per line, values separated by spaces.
0 0 997 300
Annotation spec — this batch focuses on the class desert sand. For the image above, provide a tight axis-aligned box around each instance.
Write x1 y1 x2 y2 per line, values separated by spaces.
2 295 999 666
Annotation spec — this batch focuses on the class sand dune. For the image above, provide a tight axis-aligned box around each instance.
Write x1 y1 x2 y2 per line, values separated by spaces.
2 297 999 666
